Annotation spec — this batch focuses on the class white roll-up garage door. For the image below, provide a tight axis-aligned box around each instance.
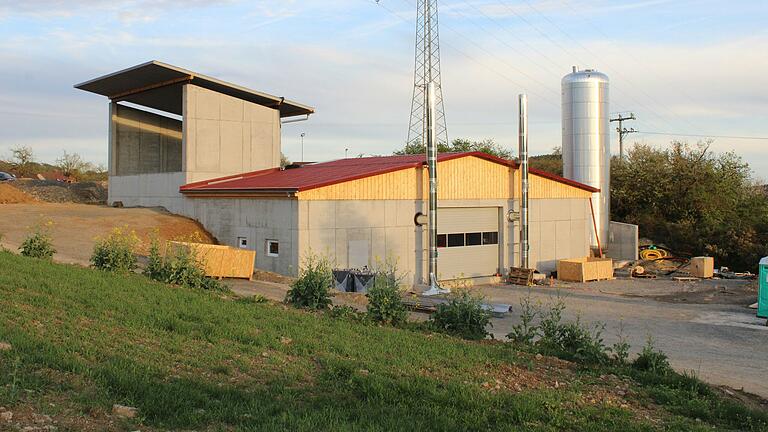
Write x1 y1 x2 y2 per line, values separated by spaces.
436 207 500 279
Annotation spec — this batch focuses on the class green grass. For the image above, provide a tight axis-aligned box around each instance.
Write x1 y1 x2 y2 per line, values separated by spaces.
0 251 766 431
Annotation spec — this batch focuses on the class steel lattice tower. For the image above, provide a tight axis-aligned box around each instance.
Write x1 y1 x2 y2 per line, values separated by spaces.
407 0 448 147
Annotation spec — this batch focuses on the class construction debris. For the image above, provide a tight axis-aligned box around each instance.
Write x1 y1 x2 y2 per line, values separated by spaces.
507 267 534 286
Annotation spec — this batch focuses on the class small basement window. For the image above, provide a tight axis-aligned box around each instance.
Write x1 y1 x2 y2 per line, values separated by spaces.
266 240 279 257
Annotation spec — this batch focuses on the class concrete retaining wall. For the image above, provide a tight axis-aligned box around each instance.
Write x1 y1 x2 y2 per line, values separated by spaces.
606 221 639 261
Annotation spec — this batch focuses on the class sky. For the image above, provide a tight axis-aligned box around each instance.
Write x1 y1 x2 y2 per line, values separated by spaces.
0 0 766 178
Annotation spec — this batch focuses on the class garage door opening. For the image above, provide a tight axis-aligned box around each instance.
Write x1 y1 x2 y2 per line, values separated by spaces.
436 207 500 280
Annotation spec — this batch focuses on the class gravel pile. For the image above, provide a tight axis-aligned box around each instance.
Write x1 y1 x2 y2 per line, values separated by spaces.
12 179 107 204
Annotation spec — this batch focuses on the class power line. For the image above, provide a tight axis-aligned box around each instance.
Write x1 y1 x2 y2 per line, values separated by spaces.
636 131 768 140
494 0 691 134
373 0 560 108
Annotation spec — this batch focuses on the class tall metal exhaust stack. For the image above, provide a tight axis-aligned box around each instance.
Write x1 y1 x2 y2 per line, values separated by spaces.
423 81 450 296
518 94 530 269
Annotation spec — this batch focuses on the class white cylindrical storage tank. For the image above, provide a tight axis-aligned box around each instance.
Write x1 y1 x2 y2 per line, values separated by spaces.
561 67 610 250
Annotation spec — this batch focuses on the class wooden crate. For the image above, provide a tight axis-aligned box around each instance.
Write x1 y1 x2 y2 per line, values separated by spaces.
168 241 255 280
689 256 714 278
557 257 613 282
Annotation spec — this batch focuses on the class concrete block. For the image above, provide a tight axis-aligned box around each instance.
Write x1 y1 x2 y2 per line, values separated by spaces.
220 96 244 122
196 87 220 120
307 229 335 257
334 229 348 268
539 221 556 262
371 227 387 265
396 200 420 227
307 201 336 229
554 220 570 259
219 122 244 172
195 119 221 171
241 123 252 167
384 201 398 227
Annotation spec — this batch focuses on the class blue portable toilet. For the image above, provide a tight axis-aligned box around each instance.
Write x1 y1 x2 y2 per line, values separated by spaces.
759 257 768 319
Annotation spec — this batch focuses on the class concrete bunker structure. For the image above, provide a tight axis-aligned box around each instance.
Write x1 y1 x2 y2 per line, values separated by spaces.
75 61 314 214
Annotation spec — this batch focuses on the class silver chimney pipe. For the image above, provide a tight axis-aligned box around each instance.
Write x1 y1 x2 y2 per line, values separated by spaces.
518 94 530 269
423 81 449 296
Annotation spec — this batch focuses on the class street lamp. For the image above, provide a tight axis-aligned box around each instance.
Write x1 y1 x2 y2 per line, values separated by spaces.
300 133 306 162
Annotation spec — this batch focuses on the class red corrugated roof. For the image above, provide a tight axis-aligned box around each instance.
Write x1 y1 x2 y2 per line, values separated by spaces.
180 152 599 194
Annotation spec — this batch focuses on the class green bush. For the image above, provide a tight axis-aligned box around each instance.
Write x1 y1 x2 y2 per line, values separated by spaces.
90 227 139 273
633 336 672 374
19 221 55 259
366 264 407 325
507 294 538 346
429 290 491 340
506 295 611 365
328 305 368 322
143 238 222 291
285 254 333 310
536 299 609 365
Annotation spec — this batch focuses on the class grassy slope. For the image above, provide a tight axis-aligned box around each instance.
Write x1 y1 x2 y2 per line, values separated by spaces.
0 251 765 431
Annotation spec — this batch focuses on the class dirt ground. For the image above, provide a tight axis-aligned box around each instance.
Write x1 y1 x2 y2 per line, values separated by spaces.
0 183 37 204
0 203 215 264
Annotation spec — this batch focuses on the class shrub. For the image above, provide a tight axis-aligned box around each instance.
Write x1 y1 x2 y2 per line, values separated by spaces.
611 321 631 365
285 254 333 310
507 294 539 346
328 305 368 322
536 298 609 365
429 290 492 340
143 238 222 291
366 262 407 325
507 295 611 365
19 221 55 259
90 227 139 273
633 336 672 374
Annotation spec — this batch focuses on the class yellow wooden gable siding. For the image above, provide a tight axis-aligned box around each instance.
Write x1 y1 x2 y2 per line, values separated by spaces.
297 166 419 200
422 156 511 200
297 155 590 200
529 174 593 199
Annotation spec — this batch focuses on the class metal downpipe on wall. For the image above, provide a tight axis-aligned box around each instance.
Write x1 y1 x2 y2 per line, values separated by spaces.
518 94 530 269
423 81 449 296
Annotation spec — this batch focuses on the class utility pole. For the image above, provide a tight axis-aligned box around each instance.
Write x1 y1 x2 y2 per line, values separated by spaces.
407 0 448 148
609 113 636 159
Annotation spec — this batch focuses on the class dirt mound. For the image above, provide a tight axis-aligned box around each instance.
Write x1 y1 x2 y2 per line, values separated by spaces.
12 179 107 204
0 183 37 204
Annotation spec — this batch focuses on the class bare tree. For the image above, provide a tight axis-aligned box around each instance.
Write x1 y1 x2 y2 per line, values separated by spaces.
56 151 86 178
10 145 35 177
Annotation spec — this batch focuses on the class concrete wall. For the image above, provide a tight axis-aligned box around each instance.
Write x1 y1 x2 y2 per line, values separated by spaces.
606 221 639 261
297 200 421 281
183 84 281 182
108 85 283 212
108 103 188 211
112 104 182 176
184 197 300 275
526 198 592 275
170 196 591 282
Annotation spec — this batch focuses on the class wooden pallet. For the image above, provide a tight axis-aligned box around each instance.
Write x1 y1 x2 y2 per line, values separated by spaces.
507 267 534 286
